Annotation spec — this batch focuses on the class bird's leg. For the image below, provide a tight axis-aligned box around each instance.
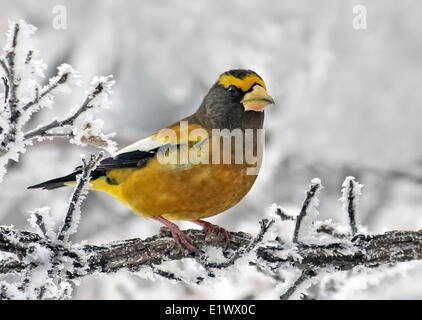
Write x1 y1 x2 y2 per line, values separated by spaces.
192 220 230 246
154 216 198 252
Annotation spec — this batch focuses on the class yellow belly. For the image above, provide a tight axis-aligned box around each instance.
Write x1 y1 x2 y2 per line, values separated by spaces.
91 159 257 220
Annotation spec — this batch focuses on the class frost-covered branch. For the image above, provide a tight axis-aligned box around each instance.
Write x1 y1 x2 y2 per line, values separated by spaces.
0 20 116 182
23 76 115 147
21 68 69 112
85 229 422 274
0 258 23 275
1 177 422 299
195 219 274 273
279 270 316 300
1 224 422 278
340 176 363 236
0 22 20 153
57 152 104 242
0 153 102 299
275 207 295 221
293 178 322 243
2 176 422 299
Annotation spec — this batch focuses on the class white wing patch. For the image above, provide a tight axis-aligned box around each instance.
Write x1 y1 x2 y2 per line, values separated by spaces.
114 136 165 156
114 125 209 158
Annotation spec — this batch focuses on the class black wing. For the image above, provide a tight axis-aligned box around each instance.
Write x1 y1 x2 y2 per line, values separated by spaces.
28 148 160 190
96 149 159 170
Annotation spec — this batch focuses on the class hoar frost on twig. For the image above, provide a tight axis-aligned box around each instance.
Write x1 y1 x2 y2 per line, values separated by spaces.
0 153 104 299
1 174 422 300
293 178 322 244
339 176 363 236
0 20 116 182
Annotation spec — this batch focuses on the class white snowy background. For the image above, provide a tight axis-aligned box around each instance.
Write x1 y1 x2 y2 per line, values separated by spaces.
1 0 422 299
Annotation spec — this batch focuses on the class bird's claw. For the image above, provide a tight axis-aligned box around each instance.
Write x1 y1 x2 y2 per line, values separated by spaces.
171 229 198 253
160 226 198 252
156 217 198 252
195 220 230 248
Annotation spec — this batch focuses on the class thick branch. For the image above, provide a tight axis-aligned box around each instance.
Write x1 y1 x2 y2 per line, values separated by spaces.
1 226 421 278
0 258 24 274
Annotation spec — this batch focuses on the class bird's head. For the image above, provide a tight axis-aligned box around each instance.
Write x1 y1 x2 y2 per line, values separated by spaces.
196 69 274 130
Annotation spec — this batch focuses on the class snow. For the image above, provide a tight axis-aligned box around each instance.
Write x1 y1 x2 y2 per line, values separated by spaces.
70 114 117 154
266 204 296 244
68 75 117 154
317 262 422 300
28 206 56 240
0 160 96 299
1 1 422 300
58 169 90 242
85 75 115 109
53 64 82 93
339 176 363 214
311 178 321 185
339 176 364 234
202 246 227 264
0 19 117 183
4 20 46 107
22 243 52 284
295 179 323 244
0 241 74 300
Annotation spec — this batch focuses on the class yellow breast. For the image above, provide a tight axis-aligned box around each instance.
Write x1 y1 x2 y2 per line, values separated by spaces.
121 161 256 220
90 124 261 221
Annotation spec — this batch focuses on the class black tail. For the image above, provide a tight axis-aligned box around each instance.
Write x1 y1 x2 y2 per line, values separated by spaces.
27 150 154 191
27 171 81 190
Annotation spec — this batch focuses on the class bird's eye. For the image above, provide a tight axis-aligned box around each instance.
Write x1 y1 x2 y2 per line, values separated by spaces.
228 85 241 96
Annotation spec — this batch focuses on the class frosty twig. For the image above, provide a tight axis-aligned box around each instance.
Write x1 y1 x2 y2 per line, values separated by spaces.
198 218 274 271
275 207 295 221
21 68 69 112
0 23 20 152
0 153 104 299
347 179 358 235
3 176 422 300
340 176 362 236
24 80 111 141
5 166 413 301
57 152 104 242
0 20 115 182
280 270 316 300
293 179 322 243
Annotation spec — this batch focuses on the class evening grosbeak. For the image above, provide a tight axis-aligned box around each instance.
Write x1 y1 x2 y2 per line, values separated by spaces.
29 69 275 251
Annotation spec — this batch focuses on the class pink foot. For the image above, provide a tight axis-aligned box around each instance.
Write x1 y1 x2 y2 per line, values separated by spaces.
193 220 230 246
155 217 198 252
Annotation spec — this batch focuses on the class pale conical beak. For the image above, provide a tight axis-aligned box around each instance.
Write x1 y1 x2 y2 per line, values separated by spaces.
241 84 275 112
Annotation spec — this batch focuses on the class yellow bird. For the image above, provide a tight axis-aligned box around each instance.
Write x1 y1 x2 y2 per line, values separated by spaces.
28 69 274 251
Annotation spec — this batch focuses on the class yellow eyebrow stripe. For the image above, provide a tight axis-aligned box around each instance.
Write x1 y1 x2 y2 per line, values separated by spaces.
218 74 266 92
